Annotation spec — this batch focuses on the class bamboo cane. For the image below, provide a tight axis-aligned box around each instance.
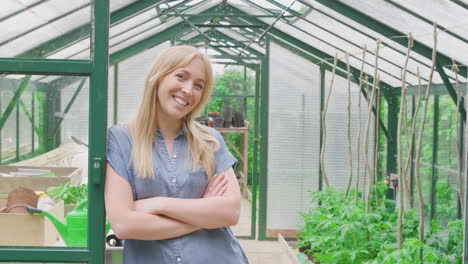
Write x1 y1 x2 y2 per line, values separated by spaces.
373 85 380 207
356 46 367 201
412 23 438 258
397 33 414 249
365 39 381 212
363 74 370 202
402 67 423 209
320 54 338 189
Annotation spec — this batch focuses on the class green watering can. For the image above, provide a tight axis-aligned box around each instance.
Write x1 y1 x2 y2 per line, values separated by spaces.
26 200 110 247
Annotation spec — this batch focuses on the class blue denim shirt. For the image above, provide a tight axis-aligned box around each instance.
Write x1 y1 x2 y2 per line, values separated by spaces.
107 124 249 264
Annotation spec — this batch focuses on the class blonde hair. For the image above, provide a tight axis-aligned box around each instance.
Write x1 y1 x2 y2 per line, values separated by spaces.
129 45 219 179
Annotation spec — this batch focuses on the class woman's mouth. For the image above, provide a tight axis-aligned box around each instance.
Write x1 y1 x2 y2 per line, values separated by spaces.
173 96 189 106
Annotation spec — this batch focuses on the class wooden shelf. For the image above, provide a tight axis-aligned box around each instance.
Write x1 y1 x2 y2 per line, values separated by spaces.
214 121 250 199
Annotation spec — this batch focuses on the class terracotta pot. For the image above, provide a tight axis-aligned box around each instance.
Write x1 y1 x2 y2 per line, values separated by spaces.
3 188 38 214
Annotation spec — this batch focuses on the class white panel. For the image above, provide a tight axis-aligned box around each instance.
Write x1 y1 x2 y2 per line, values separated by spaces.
267 42 321 230
117 42 171 123
323 71 374 192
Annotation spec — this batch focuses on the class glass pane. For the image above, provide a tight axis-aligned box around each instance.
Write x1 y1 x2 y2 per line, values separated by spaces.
0 0 91 59
0 74 90 248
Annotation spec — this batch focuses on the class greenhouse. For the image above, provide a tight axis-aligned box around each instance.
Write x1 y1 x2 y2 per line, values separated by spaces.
0 0 467 263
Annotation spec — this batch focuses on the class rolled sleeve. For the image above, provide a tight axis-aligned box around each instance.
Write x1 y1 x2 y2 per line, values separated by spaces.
106 126 131 184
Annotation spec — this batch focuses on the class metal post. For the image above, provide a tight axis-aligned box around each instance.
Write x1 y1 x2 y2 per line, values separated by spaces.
251 64 260 239
16 98 19 161
113 64 118 125
430 95 439 220
258 39 269 240
386 91 399 199
319 66 325 191
31 92 35 153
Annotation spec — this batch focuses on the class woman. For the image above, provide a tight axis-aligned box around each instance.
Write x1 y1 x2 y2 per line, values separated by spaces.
105 45 249 264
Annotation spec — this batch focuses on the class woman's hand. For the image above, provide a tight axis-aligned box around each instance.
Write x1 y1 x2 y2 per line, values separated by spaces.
203 173 228 198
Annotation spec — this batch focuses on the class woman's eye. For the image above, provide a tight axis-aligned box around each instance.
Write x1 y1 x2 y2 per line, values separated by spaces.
195 83 204 89
176 73 185 79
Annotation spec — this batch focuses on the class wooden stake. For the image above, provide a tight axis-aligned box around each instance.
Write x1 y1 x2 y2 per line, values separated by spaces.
397 32 414 249
413 23 438 258
320 54 338 189
365 39 380 212
355 46 367 201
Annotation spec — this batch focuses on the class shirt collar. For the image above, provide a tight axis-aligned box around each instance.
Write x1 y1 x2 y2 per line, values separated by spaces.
156 127 186 140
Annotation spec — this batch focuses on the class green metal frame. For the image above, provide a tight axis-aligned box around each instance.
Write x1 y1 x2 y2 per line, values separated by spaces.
113 65 119 125
0 59 93 75
0 0 109 263
430 95 440 220
0 76 31 130
110 5 223 65
258 38 269 240
319 66 325 191
385 90 399 195
50 78 87 138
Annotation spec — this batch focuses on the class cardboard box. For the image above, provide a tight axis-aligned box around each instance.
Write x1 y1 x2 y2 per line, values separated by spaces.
0 165 82 195
0 200 64 246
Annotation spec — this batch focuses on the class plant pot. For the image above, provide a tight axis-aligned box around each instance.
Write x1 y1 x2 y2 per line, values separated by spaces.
213 118 224 127
222 106 233 122
223 120 232 128
232 112 244 127
3 188 38 214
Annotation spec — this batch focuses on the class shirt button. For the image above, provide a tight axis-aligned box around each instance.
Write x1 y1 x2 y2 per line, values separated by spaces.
176 257 182 262
172 154 177 158
171 178 177 183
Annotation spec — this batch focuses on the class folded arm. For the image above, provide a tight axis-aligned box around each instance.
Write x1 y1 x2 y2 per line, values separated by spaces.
135 167 241 229
105 163 200 240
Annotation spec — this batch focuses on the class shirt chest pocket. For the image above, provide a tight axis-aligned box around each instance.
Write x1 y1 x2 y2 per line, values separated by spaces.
133 168 164 199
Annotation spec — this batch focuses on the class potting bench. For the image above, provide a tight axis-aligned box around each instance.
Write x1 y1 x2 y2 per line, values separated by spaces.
215 121 250 200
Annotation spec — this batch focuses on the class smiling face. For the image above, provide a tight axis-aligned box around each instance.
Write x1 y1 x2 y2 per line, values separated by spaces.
156 56 207 124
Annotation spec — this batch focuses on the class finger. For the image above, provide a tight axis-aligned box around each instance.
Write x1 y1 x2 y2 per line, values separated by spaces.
211 177 228 195
208 173 222 188
204 174 223 197
218 185 228 196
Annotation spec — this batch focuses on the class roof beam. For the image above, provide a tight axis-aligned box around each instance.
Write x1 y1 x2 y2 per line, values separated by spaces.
169 13 294 18
17 0 169 58
228 4 396 90
189 23 267 28
110 5 223 65
313 0 466 77
436 62 466 122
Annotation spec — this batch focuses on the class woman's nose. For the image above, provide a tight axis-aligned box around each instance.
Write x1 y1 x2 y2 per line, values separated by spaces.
181 82 194 95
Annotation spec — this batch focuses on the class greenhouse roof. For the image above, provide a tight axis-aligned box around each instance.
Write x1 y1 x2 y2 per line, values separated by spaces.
1 0 467 88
